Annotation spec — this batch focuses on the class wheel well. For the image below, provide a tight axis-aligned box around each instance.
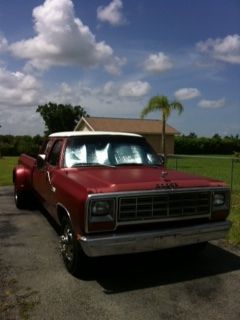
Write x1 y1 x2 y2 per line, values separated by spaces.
57 204 70 225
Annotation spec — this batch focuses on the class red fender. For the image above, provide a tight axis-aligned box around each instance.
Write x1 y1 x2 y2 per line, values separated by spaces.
13 165 32 192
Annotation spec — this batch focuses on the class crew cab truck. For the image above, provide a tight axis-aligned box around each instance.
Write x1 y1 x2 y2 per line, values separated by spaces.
13 132 231 276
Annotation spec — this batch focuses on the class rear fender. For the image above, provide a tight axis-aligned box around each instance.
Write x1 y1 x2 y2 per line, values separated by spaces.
13 165 32 192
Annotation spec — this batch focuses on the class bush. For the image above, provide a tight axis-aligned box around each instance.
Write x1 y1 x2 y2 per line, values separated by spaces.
175 134 240 155
0 135 44 157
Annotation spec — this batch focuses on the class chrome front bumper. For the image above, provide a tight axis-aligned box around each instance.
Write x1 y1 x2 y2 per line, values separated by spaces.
79 221 231 257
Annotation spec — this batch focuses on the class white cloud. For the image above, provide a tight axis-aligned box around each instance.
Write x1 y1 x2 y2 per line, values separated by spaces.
0 35 8 52
103 81 115 95
198 98 225 109
49 80 151 105
143 52 173 73
174 88 201 100
46 80 152 120
197 34 240 64
0 68 41 107
9 0 115 70
0 107 44 135
104 56 127 75
97 0 125 26
119 81 150 97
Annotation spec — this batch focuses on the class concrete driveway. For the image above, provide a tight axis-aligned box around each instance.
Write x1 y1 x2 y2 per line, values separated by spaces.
1 186 240 320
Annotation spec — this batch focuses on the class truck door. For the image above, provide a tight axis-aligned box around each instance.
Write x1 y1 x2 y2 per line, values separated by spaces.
32 139 53 200
44 139 63 219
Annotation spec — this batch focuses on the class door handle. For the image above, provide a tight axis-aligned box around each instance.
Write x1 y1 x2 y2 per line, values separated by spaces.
46 171 56 192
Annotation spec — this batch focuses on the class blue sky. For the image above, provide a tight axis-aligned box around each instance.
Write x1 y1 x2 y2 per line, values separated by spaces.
0 0 239 136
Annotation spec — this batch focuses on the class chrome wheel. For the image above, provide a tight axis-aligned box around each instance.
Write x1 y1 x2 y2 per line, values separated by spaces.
60 225 74 264
60 217 88 276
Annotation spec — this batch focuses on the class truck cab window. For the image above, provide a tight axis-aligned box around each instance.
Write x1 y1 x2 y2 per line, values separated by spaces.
48 140 62 166
40 139 53 155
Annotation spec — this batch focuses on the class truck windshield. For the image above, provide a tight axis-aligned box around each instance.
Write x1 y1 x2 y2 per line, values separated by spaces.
64 135 163 168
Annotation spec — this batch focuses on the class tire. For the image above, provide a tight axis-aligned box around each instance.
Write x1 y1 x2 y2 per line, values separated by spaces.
60 216 88 277
14 188 36 210
14 189 28 209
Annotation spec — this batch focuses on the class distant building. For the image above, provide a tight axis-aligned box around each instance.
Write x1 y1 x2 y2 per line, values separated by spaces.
74 117 179 154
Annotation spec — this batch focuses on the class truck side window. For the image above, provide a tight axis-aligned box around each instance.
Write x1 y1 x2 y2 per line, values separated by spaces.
48 140 63 166
40 139 54 157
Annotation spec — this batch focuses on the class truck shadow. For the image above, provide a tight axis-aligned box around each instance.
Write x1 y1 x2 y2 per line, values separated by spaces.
85 244 240 294
37 203 240 293
34 199 240 294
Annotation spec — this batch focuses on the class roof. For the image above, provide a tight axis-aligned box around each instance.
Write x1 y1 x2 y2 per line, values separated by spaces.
49 131 141 138
74 117 179 135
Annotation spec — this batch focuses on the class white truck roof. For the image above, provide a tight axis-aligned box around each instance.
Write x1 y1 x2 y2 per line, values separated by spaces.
49 131 142 138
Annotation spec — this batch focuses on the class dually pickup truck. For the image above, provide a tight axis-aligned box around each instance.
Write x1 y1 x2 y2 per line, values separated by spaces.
13 131 231 275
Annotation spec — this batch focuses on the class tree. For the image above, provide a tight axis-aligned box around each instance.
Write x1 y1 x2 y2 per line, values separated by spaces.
212 133 221 140
140 95 183 157
36 102 89 135
188 132 197 139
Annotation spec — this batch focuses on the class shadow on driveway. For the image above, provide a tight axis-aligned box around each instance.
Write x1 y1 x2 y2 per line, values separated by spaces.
83 243 240 294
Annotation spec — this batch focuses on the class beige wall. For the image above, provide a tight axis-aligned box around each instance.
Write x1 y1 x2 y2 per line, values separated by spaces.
77 123 91 131
143 134 175 154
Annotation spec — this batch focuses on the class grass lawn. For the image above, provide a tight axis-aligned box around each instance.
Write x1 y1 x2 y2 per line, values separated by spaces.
167 155 239 192
0 157 18 187
0 156 239 244
168 155 240 245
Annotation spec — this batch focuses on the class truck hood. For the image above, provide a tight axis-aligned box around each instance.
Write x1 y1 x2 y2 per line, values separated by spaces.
64 166 225 194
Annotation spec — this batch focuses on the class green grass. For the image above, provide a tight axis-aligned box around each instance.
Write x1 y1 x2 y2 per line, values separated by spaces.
227 192 240 245
167 155 240 245
167 155 239 192
0 156 239 244
0 157 18 186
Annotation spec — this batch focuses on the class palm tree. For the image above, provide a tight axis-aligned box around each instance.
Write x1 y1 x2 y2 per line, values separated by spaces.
140 95 183 158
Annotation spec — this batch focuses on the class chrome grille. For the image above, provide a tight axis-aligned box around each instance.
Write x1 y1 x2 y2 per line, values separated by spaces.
118 191 211 222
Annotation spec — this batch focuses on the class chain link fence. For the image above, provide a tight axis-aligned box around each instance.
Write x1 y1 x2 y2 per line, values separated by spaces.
167 155 240 192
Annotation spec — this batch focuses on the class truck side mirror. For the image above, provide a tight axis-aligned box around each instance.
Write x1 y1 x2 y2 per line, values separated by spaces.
36 154 46 169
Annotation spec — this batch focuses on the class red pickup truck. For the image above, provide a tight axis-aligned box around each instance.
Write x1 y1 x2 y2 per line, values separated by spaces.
13 131 231 276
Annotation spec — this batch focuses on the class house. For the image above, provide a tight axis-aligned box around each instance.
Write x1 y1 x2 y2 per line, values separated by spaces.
74 117 179 154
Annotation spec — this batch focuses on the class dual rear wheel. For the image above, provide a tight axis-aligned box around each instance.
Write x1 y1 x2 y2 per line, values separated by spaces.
14 188 30 209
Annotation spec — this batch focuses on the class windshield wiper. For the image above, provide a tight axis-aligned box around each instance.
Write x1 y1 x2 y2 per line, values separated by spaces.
72 162 115 168
115 162 163 167
115 163 148 167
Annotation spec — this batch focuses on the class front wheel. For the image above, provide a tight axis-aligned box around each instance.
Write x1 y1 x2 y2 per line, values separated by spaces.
60 217 88 277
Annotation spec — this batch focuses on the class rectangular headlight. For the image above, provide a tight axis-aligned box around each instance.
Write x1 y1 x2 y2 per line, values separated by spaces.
88 198 115 223
212 191 230 212
90 200 115 217
213 193 225 206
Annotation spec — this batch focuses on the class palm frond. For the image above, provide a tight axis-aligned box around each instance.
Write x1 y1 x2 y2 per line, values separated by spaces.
170 101 184 114
140 95 170 119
